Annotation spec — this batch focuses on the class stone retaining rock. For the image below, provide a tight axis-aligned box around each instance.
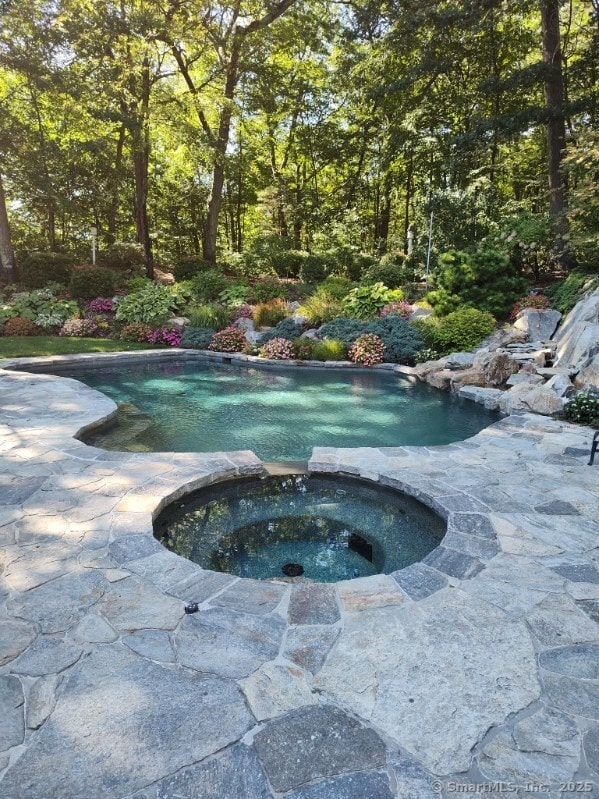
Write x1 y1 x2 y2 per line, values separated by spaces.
514 308 562 341
574 353 599 391
498 383 564 416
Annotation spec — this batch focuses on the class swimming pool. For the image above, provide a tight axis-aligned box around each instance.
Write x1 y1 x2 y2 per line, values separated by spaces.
63 359 499 461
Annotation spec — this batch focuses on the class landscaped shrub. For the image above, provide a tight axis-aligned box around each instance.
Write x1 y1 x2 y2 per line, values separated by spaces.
299 254 329 284
219 283 249 307
427 248 527 318
561 393 599 427
173 257 213 282
342 282 397 319
59 318 99 338
259 318 303 344
297 295 343 326
259 337 295 360
99 243 144 274
115 284 177 325
231 303 254 321
416 308 495 354
316 276 355 300
312 339 347 361
125 276 153 293
87 297 115 314
0 289 78 326
249 276 288 303
545 271 599 314
271 250 305 279
147 327 182 347
509 294 550 321
380 301 413 320
319 316 423 363
349 333 385 366
187 303 230 330
220 250 261 279
180 327 215 349
292 339 317 360
3 316 38 336
120 322 153 342
69 266 117 301
20 252 74 288
208 326 247 353
364 260 407 289
34 312 65 331
189 269 228 303
253 300 288 328
415 347 441 363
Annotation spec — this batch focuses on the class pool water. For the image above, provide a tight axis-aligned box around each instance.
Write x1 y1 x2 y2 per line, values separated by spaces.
154 475 446 582
67 360 498 461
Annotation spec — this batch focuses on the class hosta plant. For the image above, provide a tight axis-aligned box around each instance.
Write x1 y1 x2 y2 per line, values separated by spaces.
259 337 295 360
208 326 247 353
349 333 385 366
342 282 396 320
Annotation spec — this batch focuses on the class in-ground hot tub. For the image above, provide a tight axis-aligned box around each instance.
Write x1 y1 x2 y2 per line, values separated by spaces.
154 474 446 583
51 359 499 460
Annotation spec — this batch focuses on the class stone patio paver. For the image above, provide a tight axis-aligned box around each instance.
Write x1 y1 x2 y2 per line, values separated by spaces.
0 357 597 798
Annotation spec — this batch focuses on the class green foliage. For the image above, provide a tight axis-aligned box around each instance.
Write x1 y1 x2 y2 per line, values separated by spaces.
99 243 144 274
564 131 599 268
180 327 215 349
253 300 288 327
292 338 317 360
349 333 385 366
120 322 152 342
342 282 397 320
187 303 230 330
220 251 262 279
319 315 423 363
259 318 303 343
218 283 249 307
208 326 248 353
363 260 409 289
0 289 78 326
297 294 344 326
125 276 153 293
416 308 496 354
173 257 214 282
561 393 599 427
545 272 599 315
427 249 527 318
69 267 117 301
271 250 305 279
415 347 440 363
20 252 74 288
188 269 228 303
312 339 347 361
299 254 329 284
115 284 177 325
316 276 355 300
249 277 288 303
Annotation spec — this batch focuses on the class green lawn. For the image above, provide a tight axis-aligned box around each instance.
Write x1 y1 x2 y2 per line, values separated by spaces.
0 337 163 358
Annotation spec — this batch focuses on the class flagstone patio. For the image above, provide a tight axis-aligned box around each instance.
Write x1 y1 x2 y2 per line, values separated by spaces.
0 359 597 798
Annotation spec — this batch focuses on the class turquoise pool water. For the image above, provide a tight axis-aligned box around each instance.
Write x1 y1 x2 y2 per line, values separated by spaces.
154 474 446 582
67 359 498 461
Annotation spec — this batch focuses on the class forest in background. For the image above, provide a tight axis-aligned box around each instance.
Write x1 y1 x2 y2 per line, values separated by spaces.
0 0 597 281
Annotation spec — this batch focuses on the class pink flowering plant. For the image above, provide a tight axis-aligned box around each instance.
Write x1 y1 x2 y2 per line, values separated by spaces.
208 326 248 353
259 337 294 360
348 333 385 366
87 297 115 314
120 322 153 342
148 326 183 347
380 301 413 321
232 303 255 321
59 318 99 338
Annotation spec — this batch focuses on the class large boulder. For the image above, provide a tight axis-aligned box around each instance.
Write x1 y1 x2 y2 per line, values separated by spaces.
483 353 520 386
457 386 503 410
444 351 475 370
167 316 190 329
450 369 487 388
554 288 599 369
574 353 599 391
514 308 561 342
409 306 433 321
425 369 453 390
506 372 544 387
498 383 563 416
545 373 576 398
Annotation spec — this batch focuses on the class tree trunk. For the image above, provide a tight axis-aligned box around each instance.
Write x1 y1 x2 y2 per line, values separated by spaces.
107 124 125 244
132 62 153 279
403 151 414 253
202 46 241 263
0 172 18 281
541 0 567 218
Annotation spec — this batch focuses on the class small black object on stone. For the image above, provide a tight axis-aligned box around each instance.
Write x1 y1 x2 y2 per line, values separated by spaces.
589 432 599 466
282 563 304 577
184 603 199 614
